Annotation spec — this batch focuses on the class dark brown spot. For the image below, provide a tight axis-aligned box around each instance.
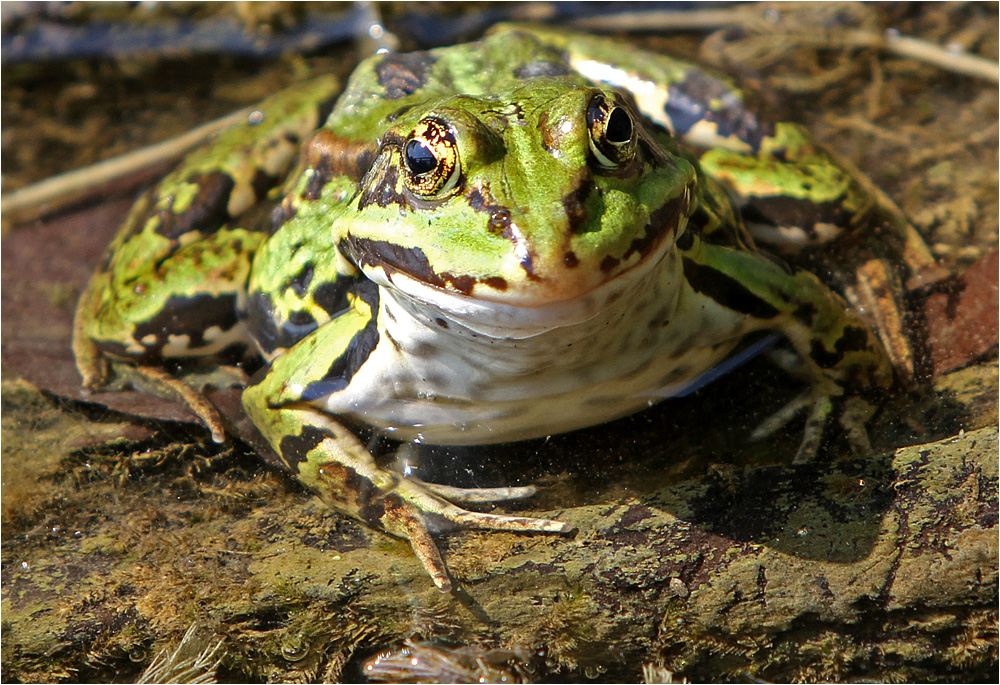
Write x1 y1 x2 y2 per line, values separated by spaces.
794 302 817 327
564 250 579 268
123 293 241 358
467 184 500 211
270 199 298 233
287 263 314 297
467 185 514 238
675 228 695 251
811 339 842 369
620 192 686 262
600 255 620 272
564 180 596 233
483 276 508 291
682 257 780 319
665 70 773 152
251 169 278 202
741 196 850 239
156 171 236 241
301 130 378 201
287 309 316 328
313 278 354 319
344 236 485 295
299 280 380 400
443 273 476 295
317 460 382 523
488 209 512 235
376 51 438 100
278 426 329 471
358 162 407 210
837 326 872 354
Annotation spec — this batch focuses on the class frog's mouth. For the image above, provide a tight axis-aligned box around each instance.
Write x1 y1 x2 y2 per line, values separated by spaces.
342 186 692 320
343 204 690 337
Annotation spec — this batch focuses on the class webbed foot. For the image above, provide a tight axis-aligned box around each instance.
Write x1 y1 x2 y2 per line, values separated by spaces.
750 387 876 463
315 463 572 592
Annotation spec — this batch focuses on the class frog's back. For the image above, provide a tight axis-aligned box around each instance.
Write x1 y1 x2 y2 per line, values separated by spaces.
325 28 587 141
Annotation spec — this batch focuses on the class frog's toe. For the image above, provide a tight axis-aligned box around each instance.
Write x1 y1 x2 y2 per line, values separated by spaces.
116 363 228 443
749 388 815 441
416 478 538 503
396 478 572 534
750 388 834 463
839 396 877 455
383 478 571 591
382 499 453 592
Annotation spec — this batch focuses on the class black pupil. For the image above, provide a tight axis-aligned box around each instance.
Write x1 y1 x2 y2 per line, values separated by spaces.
405 139 437 174
606 108 633 143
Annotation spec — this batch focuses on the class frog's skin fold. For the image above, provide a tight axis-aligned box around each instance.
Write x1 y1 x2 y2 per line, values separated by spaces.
73 24 895 592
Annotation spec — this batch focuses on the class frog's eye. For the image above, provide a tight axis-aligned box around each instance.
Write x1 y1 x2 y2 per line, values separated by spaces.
402 117 461 197
587 95 637 169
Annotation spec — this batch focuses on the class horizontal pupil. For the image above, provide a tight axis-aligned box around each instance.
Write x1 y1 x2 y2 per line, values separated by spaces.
405 139 438 174
606 108 632 143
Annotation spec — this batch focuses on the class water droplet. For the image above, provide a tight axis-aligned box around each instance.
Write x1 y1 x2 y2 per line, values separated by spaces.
282 642 309 662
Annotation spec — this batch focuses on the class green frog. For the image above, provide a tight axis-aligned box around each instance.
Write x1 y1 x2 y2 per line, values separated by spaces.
73 24 894 592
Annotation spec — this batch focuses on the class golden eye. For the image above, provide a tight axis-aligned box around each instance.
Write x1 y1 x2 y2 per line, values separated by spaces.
402 117 461 197
586 94 637 169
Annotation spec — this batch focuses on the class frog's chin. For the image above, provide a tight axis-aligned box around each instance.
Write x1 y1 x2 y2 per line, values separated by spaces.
363 232 684 339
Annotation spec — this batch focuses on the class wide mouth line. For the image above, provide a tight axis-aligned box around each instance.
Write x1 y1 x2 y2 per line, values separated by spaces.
369 232 680 339
347 188 689 309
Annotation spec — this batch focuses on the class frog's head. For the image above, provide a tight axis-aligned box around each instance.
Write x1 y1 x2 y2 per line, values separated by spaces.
338 80 696 313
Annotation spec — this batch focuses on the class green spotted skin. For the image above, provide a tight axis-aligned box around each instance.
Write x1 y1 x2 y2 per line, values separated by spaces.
73 76 342 385
73 25 893 592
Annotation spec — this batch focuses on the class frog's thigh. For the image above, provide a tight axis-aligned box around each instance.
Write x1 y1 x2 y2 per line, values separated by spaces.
85 228 264 361
497 23 763 152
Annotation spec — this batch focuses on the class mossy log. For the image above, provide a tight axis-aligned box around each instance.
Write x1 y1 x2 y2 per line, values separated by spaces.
2 376 995 682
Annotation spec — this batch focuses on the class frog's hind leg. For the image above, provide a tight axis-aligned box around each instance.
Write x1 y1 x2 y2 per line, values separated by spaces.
74 224 265 439
72 76 343 439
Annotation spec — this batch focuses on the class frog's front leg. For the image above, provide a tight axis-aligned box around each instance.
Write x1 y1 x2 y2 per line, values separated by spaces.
241 303 571 592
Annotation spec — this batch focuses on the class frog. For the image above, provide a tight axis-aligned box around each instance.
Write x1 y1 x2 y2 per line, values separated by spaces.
73 23 896 592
